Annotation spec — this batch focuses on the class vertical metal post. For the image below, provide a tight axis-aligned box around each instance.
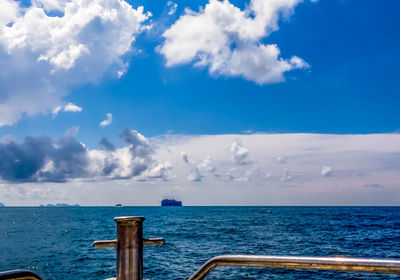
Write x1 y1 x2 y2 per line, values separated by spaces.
115 217 144 280
94 216 164 280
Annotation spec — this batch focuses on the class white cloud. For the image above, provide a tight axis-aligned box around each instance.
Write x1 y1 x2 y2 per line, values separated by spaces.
0 0 19 26
236 166 262 182
225 167 236 180
167 1 178 15
148 133 400 205
0 128 170 183
188 167 202 182
180 152 218 181
52 102 82 116
3 132 400 206
145 161 172 179
100 113 113 127
230 140 249 165
159 0 309 84
63 103 82 112
321 166 333 177
52 106 63 116
198 156 216 173
0 0 150 126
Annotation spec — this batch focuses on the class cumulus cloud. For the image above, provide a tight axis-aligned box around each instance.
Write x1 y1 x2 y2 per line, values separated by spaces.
230 140 249 165
100 113 113 127
0 0 150 126
99 137 116 151
0 135 86 182
114 129 156 177
225 167 236 180
198 156 217 174
181 152 218 181
159 0 309 84
145 161 172 179
188 167 202 182
321 166 333 177
236 166 263 182
3 133 400 205
0 129 168 182
0 0 19 26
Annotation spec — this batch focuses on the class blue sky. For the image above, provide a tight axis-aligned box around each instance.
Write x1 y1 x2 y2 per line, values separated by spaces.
1 0 399 147
0 0 399 205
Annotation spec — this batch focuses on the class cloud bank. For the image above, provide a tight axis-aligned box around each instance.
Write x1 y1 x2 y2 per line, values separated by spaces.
154 133 400 191
0 129 168 182
0 0 150 126
159 0 309 84
1 132 400 206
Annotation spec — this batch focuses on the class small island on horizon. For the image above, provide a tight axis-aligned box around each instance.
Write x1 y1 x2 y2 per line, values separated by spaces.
161 199 182 206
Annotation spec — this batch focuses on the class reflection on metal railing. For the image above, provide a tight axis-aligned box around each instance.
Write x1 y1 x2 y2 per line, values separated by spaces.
0 270 43 280
188 255 400 280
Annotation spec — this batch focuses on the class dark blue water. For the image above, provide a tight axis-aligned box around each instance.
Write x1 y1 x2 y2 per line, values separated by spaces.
1 207 400 279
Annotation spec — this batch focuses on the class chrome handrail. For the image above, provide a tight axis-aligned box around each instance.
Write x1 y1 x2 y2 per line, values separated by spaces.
0 270 43 280
188 255 400 280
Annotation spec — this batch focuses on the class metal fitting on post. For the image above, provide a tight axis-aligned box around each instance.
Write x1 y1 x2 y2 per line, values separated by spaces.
94 216 164 280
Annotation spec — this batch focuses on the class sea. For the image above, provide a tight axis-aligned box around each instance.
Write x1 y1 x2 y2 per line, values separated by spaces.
1 206 400 280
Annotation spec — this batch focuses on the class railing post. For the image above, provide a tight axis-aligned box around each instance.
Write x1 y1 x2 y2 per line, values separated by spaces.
115 217 144 280
94 216 164 280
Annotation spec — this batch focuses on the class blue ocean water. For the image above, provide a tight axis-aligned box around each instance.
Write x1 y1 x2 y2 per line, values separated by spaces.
0 207 400 279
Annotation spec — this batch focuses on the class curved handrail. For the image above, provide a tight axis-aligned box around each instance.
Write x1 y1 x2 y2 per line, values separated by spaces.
188 255 400 280
0 270 43 280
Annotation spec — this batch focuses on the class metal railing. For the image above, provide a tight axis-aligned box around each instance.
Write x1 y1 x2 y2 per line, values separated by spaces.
94 216 164 280
0 270 43 280
93 216 400 280
6 216 400 280
188 255 400 280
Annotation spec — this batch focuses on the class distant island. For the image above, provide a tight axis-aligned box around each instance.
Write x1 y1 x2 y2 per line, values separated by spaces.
39 203 81 207
115 204 122 207
0 202 5 207
161 199 182 206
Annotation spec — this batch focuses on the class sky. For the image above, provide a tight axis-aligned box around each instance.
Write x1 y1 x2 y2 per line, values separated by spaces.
0 0 399 206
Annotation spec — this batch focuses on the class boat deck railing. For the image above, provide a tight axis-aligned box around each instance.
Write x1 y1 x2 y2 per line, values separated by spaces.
0 270 43 280
3 216 400 280
188 255 400 280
